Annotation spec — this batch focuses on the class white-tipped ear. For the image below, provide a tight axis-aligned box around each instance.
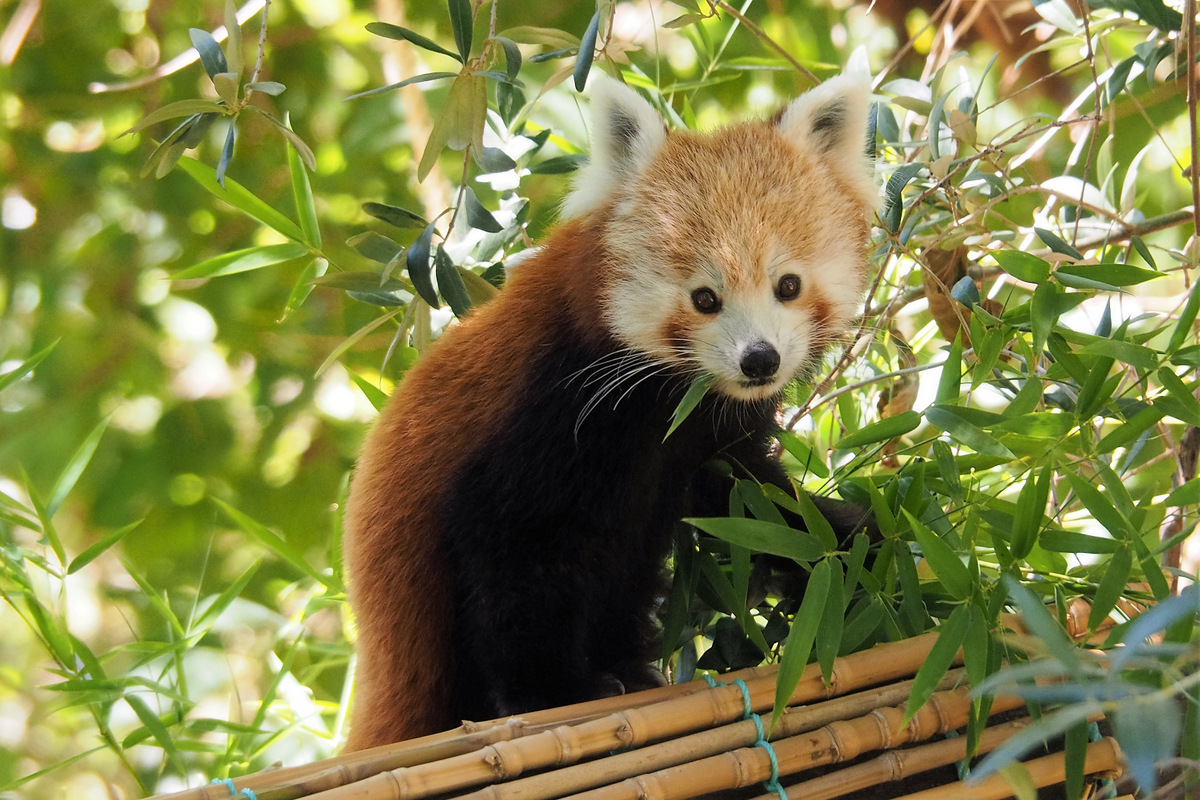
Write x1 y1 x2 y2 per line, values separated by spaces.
561 76 667 219
777 75 878 209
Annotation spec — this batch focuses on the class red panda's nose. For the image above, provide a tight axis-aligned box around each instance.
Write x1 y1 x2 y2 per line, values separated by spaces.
740 342 780 380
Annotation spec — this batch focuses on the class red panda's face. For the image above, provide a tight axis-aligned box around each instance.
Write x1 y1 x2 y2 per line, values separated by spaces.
566 76 878 403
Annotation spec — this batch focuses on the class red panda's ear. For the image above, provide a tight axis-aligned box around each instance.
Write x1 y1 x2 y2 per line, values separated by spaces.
777 75 878 211
562 76 667 219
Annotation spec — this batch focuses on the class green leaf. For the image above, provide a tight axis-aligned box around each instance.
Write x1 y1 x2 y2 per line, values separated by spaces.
346 370 390 412
347 231 402 264
463 186 503 233
280 257 328 321
1157 368 1200 426
1065 472 1133 541
664 375 712 441
1164 477 1200 507
68 520 142 575
212 497 341 592
494 36 522 80
796 490 838 552
0 340 58 394
448 0 473 60
47 417 109 519
574 11 600 91
246 80 286 95
1000 576 1080 675
434 245 471 317
936 332 963 404
213 72 240 106
176 156 307 241
778 432 829 479
835 410 920 450
1035 227 1083 260
905 509 971 600
816 559 844 683
407 220 440 308
363 202 427 229
1169 279 1200 354
529 154 588 174
904 604 969 722
215 119 236 186
1095 404 1164 453
685 517 824 563
366 22 463 62
773 559 831 728
1038 530 1120 554
188 28 229 80
123 98 228 136
244 106 316 172
288 128 320 248
1010 465 1052 560
1054 262 1162 290
124 693 183 764
193 560 260 631
924 405 1014 458
992 250 1050 284
1087 546 1132 631
345 71 458 101
225 0 243 74
173 242 309 280
1075 338 1156 371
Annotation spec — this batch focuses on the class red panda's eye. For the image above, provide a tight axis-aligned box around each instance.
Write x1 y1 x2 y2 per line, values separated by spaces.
691 288 721 314
776 274 802 301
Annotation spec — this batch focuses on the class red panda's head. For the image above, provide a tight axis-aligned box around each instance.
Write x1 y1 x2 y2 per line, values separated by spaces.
564 76 877 402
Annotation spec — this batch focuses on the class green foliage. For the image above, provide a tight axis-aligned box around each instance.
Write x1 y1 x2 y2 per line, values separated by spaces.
3 0 1200 798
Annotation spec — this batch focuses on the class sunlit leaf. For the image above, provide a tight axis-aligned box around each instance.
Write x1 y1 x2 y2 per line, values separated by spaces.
173 242 309 280
773 558 830 729
664 375 712 440
188 27 229 80
904 604 968 722
366 22 463 62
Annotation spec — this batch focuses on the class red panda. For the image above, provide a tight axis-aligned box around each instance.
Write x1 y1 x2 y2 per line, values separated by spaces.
341 75 878 751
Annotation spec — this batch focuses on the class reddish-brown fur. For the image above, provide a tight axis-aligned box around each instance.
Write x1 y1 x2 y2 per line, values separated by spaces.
342 218 612 748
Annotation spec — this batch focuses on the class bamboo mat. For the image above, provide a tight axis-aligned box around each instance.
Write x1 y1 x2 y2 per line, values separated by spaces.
150 630 1125 800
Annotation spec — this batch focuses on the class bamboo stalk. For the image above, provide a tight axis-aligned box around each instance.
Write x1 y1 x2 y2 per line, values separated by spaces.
300 634 942 800
561 687 1026 800
768 718 1030 800
152 663 779 800
887 737 1124 800
456 670 969 800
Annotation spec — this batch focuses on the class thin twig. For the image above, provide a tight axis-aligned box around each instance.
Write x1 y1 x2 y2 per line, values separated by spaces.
714 0 818 86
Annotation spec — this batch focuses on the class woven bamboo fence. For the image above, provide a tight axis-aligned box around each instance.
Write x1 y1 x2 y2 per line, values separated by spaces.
148 620 1127 800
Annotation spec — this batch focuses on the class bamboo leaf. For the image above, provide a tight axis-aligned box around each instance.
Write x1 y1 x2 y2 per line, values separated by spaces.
936 332 963 404
773 558 831 729
68 520 142 575
215 120 236 186
124 693 182 760
664 375 712 440
288 127 320 247
0 340 58 394
924 406 1014 458
905 604 969 722
193 561 261 631
685 517 824 563
1065 472 1133 541
224 0 243 76
176 156 306 241
47 417 110 519
1087 546 1132 631
1169 279 1200 354
212 497 341 592
835 410 920 450
346 369 390 412
173 242 309 280
1035 227 1083 259
1000 576 1080 675
244 107 316 171
280 257 327 322
905 509 972 600
815 558 844 682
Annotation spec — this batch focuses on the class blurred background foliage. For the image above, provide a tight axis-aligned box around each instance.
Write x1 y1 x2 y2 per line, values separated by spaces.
1 0 1199 797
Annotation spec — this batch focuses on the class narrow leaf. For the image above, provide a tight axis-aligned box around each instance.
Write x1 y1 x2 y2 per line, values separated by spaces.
574 11 600 91
288 127 321 247
47 417 110 519
905 509 972 600
905 604 969 722
407 220 440 308
345 71 457 101
0 340 58 394
494 35 522 80
68 520 142 575
363 202 426 229
176 156 306 241
448 0 473 60
664 375 712 440
463 186 503 232
434 245 472 317
992 250 1051 284
1035 227 1084 259
280 257 328 321
773 559 831 729
1087 546 1132 631
212 498 340 591
122 99 228 136
366 22 463 62
835 410 920 450
172 242 309 281
685 517 824 563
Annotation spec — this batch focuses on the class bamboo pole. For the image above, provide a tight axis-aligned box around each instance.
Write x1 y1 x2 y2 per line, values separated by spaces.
456 670 969 800
887 737 1124 800
300 634 942 800
561 686 1026 800
153 663 779 800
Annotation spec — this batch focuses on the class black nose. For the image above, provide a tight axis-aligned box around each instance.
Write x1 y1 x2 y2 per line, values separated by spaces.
740 341 780 380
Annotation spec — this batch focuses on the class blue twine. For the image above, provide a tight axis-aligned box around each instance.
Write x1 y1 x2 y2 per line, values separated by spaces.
749 713 787 800
731 678 752 720
211 778 256 800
